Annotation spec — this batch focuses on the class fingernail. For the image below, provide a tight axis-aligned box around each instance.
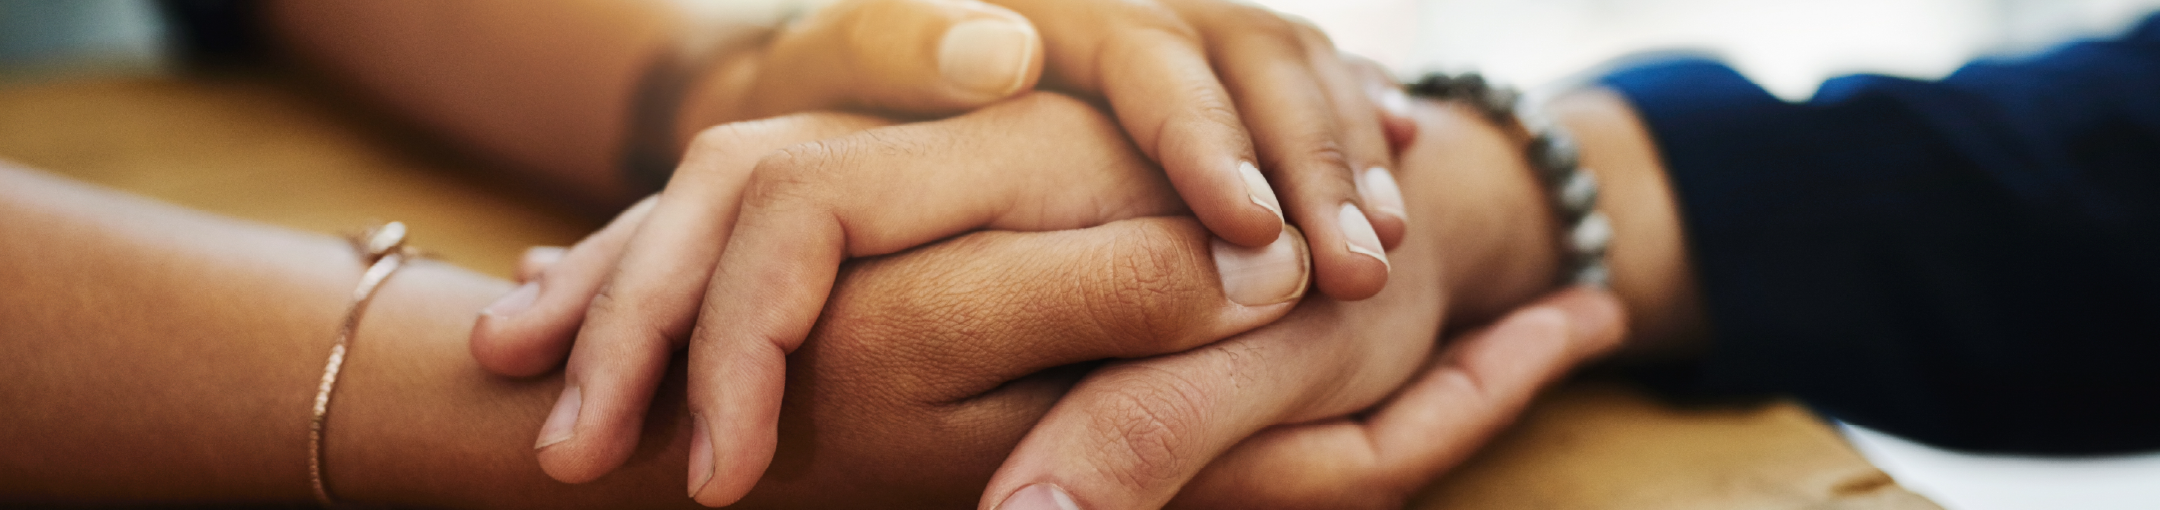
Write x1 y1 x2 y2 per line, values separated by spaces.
1236 161 1284 223
997 483 1081 510
688 413 713 498
482 282 539 318
518 246 566 277
1212 226 1311 306
1358 167 1407 220
1339 203 1389 269
938 18 1036 97
1380 87 1412 118
534 384 580 449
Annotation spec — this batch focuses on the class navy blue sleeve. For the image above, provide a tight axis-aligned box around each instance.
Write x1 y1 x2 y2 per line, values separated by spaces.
1601 14 2160 454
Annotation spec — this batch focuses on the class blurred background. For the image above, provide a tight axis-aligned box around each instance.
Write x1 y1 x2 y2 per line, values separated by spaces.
4 1 2159 508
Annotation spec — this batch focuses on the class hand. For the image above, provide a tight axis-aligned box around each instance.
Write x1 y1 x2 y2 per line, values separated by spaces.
509 234 1621 510
725 0 1416 303
472 93 1313 503
479 94 1618 507
985 0 1416 300
684 0 1046 126
975 96 1599 508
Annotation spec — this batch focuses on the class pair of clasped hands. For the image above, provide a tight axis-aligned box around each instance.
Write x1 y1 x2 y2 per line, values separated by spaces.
469 0 1627 508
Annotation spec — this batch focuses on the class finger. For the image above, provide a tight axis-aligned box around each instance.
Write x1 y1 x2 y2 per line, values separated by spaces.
1199 6 1389 301
822 217 1310 404
470 197 654 378
991 0 1285 248
1170 287 1628 508
1340 54 1418 155
734 0 1044 118
532 113 890 485
516 246 567 283
981 314 1342 510
683 93 1202 506
1302 45 1406 249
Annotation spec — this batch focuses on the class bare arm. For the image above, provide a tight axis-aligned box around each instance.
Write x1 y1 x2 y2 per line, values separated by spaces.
0 90 1699 507
0 162 693 505
265 0 686 206
263 0 1046 208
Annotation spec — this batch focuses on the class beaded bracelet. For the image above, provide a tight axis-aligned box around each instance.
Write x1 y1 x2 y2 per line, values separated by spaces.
309 222 418 506
1407 72 1612 287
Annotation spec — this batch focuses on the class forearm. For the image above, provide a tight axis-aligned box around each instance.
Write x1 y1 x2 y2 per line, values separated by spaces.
263 0 748 207
0 165 700 507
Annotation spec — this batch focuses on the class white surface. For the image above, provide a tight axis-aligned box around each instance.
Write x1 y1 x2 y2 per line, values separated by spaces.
1842 423 2160 510
1256 0 2160 99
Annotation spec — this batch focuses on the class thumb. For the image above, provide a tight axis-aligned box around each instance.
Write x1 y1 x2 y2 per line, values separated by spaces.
741 0 1043 117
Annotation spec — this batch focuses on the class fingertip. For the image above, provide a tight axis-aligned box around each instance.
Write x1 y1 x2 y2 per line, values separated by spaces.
1212 225 1311 308
1549 286 1629 353
1187 160 1286 248
800 0 1045 114
1311 203 1390 301
516 246 567 283
686 336 791 507
936 13 1044 103
1312 259 1389 302
1356 167 1409 248
468 322 557 377
993 483 1083 510
470 282 564 377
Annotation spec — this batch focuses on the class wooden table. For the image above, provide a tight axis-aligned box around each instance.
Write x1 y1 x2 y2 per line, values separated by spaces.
0 75 1940 510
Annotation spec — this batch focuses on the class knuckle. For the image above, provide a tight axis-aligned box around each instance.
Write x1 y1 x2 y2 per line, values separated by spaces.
1164 90 1245 146
1085 368 1215 490
686 115 805 157
1084 229 1200 349
584 282 683 348
1286 16 1333 49
741 140 839 210
1219 5 1305 48
1293 133 1355 173
1114 4 1200 40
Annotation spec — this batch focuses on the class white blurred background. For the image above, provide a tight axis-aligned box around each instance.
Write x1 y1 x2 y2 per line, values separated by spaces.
5 1 2160 508
1264 0 2160 99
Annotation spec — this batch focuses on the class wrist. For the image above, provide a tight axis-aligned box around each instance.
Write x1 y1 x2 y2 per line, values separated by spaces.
1547 89 1708 360
1398 100 1564 326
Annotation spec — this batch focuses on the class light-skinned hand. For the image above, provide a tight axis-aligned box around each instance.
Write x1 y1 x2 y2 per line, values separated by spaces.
478 92 1618 507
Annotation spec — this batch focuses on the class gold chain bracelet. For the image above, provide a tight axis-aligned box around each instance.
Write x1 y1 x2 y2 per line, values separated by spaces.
309 222 417 506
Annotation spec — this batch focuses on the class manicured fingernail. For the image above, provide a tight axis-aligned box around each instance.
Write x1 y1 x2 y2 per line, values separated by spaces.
1212 226 1310 306
1339 203 1389 269
938 18 1036 97
1237 161 1284 223
482 282 539 318
1380 87 1412 118
534 384 580 449
688 413 715 498
1358 167 1407 219
997 483 1081 510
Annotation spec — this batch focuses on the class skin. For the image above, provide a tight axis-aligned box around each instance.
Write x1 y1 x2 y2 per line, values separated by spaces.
0 91 1687 508
266 0 1407 298
264 0 1047 210
271 7 1423 496
484 89 1688 509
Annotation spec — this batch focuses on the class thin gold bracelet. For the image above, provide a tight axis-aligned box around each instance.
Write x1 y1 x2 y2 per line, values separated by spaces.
309 222 416 506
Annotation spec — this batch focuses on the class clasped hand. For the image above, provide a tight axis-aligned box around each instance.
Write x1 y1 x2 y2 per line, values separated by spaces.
472 91 1625 508
466 0 1626 506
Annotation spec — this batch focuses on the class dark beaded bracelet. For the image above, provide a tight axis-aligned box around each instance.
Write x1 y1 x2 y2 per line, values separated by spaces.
1407 72 1611 287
